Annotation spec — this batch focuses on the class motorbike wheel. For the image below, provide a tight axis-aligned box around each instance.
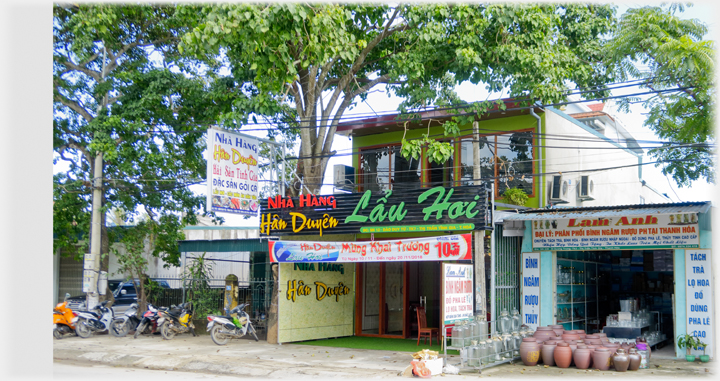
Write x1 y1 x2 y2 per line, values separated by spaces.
160 321 176 340
75 321 92 339
210 325 229 346
53 327 63 340
133 322 147 339
248 324 259 342
109 319 128 337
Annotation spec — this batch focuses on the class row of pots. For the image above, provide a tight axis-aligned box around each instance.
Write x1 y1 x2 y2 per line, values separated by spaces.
519 326 648 371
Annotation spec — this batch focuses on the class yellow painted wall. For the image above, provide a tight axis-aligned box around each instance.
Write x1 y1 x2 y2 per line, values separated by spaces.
278 262 356 343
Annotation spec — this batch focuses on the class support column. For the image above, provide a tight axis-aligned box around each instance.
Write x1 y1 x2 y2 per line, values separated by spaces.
472 121 486 317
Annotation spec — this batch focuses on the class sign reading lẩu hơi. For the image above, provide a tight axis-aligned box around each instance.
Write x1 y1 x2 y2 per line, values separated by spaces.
259 185 491 236
531 213 699 250
206 127 260 215
269 234 472 263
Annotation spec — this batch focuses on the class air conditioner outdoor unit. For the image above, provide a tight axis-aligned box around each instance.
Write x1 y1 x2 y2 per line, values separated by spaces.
549 175 570 203
578 175 595 200
333 164 355 192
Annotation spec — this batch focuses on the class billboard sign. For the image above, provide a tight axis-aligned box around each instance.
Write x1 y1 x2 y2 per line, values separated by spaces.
206 127 260 215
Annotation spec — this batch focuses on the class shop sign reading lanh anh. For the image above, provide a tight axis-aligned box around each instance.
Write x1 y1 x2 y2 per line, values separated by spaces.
259 185 491 236
531 213 700 250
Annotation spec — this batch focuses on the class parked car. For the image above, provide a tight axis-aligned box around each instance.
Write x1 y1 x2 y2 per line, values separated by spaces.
66 279 170 314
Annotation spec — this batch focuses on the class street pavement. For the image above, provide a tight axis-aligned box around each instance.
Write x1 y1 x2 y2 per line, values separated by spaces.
53 333 715 379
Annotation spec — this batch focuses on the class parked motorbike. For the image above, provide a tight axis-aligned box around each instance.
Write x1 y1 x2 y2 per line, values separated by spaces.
133 303 161 339
207 303 259 345
108 303 141 337
72 301 115 338
158 302 196 340
53 293 77 339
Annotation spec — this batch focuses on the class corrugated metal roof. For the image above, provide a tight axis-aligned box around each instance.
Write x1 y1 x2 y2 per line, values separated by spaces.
502 202 712 221
179 238 268 253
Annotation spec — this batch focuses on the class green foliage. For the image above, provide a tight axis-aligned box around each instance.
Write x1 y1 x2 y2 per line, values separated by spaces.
502 188 529 206
677 333 707 353
182 252 216 320
605 4 715 186
181 3 615 193
53 4 228 266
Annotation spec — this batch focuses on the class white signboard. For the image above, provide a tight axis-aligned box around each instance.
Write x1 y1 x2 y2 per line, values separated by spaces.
442 263 474 325
686 249 713 358
206 127 260 215
532 213 699 250
521 252 541 330
269 234 472 263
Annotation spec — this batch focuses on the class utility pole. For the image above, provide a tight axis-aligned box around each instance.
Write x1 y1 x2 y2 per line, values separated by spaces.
472 121 486 318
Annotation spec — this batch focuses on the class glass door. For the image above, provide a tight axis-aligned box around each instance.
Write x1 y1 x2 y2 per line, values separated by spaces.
356 262 408 337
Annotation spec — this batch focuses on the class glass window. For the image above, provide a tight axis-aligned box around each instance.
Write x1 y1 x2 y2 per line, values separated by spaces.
392 149 422 191
360 147 391 192
496 131 534 195
459 137 495 186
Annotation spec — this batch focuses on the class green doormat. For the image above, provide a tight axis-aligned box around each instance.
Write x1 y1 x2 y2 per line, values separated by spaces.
293 336 459 355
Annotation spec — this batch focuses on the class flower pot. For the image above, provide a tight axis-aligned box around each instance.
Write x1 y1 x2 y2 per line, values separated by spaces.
554 342 572 368
700 355 710 363
520 337 541 366
686 354 697 362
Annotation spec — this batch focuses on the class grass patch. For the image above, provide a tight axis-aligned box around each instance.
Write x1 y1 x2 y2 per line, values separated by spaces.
293 336 459 354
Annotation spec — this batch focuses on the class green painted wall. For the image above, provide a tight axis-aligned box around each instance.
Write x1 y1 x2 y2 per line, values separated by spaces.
351 113 545 209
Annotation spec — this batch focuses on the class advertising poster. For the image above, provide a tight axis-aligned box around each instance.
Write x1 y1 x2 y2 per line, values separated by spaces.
531 213 699 250
442 263 474 325
685 249 713 358
521 252 541 330
278 262 355 343
269 234 472 263
206 127 260 215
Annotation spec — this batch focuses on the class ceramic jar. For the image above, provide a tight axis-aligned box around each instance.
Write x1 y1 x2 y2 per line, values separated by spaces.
627 348 641 371
541 342 557 366
613 348 630 372
636 337 651 360
520 337 541 366
550 325 565 337
593 347 612 370
562 332 580 341
534 327 557 342
574 345 593 369
574 330 586 340
554 342 573 368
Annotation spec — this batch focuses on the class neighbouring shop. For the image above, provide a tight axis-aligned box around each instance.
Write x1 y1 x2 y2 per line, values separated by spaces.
504 201 714 359
260 184 492 343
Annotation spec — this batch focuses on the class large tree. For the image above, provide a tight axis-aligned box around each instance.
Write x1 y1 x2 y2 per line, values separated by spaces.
606 4 715 186
53 4 231 308
181 3 615 195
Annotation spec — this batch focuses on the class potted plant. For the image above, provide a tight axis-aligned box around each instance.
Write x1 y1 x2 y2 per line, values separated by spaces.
699 341 710 363
677 334 704 362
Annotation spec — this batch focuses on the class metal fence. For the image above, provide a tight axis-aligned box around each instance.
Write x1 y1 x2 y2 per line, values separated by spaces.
492 224 522 321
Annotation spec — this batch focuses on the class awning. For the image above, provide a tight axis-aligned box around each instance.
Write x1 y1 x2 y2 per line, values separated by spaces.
501 202 711 221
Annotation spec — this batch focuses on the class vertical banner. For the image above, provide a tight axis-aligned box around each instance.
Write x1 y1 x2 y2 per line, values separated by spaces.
686 249 713 358
442 263 474 325
206 127 260 215
521 252 541 330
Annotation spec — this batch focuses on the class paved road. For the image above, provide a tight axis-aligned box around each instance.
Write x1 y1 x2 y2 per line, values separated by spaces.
55 362 250 380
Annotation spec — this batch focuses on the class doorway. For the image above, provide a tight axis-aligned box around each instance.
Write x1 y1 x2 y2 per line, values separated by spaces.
355 261 440 338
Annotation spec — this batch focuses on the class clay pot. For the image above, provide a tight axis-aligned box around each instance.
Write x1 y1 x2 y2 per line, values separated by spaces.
620 342 633 353
550 325 565 336
592 347 612 371
573 330 586 340
554 342 572 368
595 332 607 339
585 345 597 368
520 337 541 366
586 339 603 345
562 333 580 341
585 334 599 340
574 345 593 369
541 343 557 366
534 327 557 342
613 348 630 372
627 348 641 371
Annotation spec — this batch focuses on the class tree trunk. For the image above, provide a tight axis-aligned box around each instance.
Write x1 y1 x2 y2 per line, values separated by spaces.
266 264 279 344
